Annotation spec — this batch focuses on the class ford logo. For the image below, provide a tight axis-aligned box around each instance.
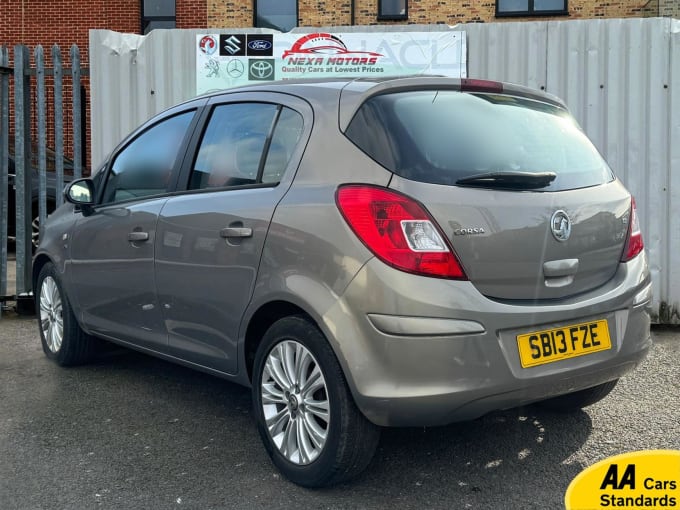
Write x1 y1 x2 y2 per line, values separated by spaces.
248 40 272 51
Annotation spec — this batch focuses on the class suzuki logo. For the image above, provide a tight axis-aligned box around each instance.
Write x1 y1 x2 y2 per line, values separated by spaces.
250 60 273 79
551 210 572 242
223 35 242 55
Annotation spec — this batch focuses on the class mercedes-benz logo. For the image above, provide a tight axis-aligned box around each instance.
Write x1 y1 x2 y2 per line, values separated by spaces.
551 210 572 242
226 59 244 78
250 60 273 79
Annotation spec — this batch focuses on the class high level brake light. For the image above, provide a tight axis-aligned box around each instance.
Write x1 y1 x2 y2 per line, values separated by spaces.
460 79 503 93
336 185 467 279
621 197 644 262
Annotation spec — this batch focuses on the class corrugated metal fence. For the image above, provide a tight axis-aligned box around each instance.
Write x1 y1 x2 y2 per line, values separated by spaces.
89 18 680 323
0 44 86 317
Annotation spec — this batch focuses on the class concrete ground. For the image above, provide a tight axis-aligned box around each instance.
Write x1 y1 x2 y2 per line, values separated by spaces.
0 309 678 509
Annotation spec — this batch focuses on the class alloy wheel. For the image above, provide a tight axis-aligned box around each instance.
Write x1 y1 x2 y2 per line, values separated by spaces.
260 340 330 465
39 276 63 353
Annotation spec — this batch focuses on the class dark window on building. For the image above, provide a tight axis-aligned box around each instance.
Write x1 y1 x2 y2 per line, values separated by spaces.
378 0 408 20
255 0 298 32
496 0 567 16
142 0 176 34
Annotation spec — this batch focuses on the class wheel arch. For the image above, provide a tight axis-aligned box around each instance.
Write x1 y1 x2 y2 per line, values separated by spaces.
243 300 313 383
32 253 53 293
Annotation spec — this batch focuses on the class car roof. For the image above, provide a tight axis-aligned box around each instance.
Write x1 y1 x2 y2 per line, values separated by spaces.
191 76 566 112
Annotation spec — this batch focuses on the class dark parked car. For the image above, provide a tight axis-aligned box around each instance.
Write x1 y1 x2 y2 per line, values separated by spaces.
4 142 74 246
34 77 651 487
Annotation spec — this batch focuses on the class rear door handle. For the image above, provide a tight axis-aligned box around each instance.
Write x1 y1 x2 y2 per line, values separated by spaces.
128 231 149 242
220 227 253 238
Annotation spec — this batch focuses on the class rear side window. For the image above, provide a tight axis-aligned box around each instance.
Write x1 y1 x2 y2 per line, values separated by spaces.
345 91 614 191
189 103 303 190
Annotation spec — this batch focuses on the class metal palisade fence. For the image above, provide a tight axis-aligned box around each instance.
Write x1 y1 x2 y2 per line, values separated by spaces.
0 44 87 317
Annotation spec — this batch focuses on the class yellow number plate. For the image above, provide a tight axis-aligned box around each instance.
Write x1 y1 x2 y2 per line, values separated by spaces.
517 319 612 368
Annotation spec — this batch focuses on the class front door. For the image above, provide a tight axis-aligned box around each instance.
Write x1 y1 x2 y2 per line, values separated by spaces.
68 110 197 350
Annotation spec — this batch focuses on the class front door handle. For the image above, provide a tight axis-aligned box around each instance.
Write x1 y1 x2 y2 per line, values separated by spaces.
220 227 253 238
128 231 149 242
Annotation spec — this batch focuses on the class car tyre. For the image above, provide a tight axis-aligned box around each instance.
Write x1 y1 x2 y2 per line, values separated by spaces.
252 315 380 488
36 262 98 366
537 379 619 412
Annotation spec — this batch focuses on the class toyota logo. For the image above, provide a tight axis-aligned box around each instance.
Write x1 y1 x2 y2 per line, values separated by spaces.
250 60 273 79
551 210 572 242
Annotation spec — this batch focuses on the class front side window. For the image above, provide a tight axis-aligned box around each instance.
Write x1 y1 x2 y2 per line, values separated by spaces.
255 0 297 32
142 0 176 33
378 0 408 20
101 111 194 205
189 103 303 190
496 0 567 16
346 90 613 192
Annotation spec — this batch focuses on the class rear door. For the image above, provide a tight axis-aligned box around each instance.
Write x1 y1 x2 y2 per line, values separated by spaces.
154 93 310 373
346 89 631 300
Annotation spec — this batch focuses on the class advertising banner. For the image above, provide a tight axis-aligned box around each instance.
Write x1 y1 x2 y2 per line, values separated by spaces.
196 31 467 94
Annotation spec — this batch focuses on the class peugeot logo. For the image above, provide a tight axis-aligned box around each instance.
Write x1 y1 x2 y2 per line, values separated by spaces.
248 39 272 51
551 210 572 242
223 35 242 55
226 59 245 78
250 60 273 79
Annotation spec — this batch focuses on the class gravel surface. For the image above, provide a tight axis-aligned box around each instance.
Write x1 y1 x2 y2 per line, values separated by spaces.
1 314 678 509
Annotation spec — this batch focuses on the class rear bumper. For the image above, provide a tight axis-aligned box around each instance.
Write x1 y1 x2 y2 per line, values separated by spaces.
322 252 652 427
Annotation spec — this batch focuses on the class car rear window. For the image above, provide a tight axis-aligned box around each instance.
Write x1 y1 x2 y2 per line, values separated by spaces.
345 90 614 191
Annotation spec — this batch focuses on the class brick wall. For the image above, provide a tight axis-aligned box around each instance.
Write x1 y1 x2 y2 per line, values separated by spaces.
0 1 141 171
207 1 253 27
177 0 208 27
207 0 672 28
659 0 680 17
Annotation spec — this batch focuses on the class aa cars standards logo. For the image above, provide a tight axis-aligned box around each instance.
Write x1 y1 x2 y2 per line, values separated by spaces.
565 450 680 509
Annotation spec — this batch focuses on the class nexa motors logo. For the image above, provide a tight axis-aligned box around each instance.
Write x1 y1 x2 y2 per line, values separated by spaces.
282 33 382 66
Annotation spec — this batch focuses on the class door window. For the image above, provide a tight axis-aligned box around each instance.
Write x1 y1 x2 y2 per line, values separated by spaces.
261 106 304 185
101 111 194 205
189 103 303 190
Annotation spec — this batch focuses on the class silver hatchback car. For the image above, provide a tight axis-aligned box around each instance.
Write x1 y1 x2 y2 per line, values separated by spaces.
34 77 651 487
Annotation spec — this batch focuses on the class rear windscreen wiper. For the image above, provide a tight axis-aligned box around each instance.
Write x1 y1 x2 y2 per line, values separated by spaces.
456 171 557 189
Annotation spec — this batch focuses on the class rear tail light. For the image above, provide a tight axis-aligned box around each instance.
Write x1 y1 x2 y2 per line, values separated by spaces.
621 197 644 262
336 185 466 279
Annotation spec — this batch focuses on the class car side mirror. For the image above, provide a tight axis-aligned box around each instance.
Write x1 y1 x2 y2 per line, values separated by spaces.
65 178 95 214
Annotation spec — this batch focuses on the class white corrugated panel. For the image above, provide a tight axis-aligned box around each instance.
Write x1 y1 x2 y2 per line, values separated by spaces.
465 21 548 91
89 28 278 168
89 19 680 322
546 19 672 324
666 18 680 323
